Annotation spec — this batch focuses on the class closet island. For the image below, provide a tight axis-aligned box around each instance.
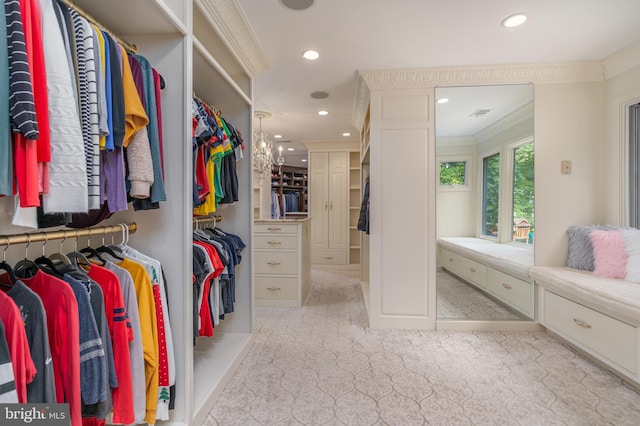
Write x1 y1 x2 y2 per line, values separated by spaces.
254 219 311 307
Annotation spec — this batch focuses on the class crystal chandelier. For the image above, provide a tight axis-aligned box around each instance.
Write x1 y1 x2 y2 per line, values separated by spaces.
253 111 285 179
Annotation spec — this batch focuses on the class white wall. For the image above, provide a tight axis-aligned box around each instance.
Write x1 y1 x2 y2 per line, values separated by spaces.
534 82 605 266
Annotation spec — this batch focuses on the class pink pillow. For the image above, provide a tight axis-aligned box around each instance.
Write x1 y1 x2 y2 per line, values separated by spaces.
592 229 628 279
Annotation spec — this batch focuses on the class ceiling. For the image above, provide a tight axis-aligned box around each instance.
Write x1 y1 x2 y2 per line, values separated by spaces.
235 0 640 166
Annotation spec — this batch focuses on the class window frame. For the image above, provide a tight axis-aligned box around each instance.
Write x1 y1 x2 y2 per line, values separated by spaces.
437 155 472 192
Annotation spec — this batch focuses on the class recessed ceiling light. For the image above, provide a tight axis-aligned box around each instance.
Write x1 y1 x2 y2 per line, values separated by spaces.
318 110 328 116
274 134 282 138
501 13 527 28
302 50 319 60
301 159 307 162
342 132 351 137
287 148 294 151
436 98 449 104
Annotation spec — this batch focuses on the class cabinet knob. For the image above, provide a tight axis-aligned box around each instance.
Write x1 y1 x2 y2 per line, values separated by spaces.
267 227 282 231
502 283 512 290
325 201 328 210
267 287 281 291
470 267 476 273
573 318 592 329
448 258 453 262
267 241 282 245
267 261 282 266
330 201 333 210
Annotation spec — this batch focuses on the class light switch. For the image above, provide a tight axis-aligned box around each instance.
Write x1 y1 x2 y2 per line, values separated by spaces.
561 160 572 175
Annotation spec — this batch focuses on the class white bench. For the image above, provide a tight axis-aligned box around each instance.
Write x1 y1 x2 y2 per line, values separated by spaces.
531 266 640 386
438 237 535 318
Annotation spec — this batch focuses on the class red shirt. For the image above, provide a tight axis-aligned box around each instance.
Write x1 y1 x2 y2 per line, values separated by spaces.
87 264 135 425
18 270 81 426
0 290 36 403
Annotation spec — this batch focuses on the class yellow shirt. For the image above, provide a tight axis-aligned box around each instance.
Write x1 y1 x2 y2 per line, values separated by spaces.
119 45 149 147
116 258 159 425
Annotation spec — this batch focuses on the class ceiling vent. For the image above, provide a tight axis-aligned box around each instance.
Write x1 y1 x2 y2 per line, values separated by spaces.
469 109 492 118
280 0 315 11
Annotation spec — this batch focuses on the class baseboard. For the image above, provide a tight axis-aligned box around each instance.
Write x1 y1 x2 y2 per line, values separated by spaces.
436 320 544 332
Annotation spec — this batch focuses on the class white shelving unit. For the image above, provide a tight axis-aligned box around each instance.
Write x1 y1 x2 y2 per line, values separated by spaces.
69 1 265 424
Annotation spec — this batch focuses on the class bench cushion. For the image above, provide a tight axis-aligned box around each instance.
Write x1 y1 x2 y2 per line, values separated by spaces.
530 266 640 326
438 237 533 281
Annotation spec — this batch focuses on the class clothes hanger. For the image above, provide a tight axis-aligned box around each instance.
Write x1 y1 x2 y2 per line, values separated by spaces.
66 230 92 268
79 233 107 266
0 236 17 286
48 231 72 266
95 228 124 260
106 224 125 254
14 234 40 279
33 234 65 278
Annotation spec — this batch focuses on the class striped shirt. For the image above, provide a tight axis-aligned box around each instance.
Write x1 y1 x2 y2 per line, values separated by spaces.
70 11 101 210
5 0 38 138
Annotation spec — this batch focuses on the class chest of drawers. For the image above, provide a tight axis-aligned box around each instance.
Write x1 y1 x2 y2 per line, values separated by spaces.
254 220 310 306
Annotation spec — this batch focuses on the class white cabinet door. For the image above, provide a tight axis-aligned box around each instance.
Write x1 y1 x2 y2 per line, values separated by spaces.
309 152 329 249
328 152 348 249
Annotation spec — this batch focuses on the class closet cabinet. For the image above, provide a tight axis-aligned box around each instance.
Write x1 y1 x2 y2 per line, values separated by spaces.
309 151 349 264
65 1 266 425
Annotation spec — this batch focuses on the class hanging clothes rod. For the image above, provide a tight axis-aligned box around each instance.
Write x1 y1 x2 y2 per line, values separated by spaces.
193 93 222 117
0 223 138 246
193 215 222 226
60 0 138 54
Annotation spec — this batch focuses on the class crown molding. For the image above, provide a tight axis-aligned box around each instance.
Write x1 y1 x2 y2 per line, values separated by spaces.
358 62 604 90
603 39 640 80
197 0 270 78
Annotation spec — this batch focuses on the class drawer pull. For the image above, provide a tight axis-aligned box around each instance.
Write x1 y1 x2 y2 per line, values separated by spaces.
267 227 282 231
470 267 476 273
267 287 281 291
267 241 282 245
324 256 334 260
502 283 512 290
448 258 453 262
267 261 282 266
573 318 592 329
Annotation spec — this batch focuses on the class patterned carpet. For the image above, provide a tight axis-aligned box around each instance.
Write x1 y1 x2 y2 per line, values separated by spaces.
436 270 527 320
205 268 640 425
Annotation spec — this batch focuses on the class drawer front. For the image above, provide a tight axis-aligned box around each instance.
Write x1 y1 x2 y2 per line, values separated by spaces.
255 223 298 234
487 268 533 318
441 249 487 288
254 252 298 274
544 291 638 373
311 249 347 265
254 235 298 250
255 276 298 300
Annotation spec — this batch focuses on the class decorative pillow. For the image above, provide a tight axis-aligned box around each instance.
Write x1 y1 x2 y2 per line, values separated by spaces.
566 226 597 271
592 229 628 279
623 227 640 282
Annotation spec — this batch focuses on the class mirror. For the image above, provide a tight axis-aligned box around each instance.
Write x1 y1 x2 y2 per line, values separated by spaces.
435 84 534 321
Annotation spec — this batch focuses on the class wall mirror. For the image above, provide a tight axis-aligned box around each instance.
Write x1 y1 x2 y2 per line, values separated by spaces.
435 84 534 322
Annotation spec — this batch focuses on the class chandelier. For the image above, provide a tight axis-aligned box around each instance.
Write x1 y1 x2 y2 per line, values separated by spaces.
253 111 285 179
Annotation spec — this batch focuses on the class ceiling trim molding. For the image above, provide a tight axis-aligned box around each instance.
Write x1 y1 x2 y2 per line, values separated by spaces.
603 39 640 80
475 101 534 143
358 62 604 90
197 0 270 78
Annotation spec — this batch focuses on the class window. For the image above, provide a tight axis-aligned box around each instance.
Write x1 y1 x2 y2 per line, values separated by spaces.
630 102 640 228
512 142 535 243
439 160 467 187
482 153 500 237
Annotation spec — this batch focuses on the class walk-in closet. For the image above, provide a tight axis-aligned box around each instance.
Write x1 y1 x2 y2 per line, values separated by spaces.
0 1 262 425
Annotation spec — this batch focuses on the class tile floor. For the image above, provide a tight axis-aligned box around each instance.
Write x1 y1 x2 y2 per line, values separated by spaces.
205 268 640 425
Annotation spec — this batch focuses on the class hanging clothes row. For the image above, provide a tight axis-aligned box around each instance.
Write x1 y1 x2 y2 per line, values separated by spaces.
192 222 245 344
192 95 245 216
0 224 174 426
357 178 370 234
0 0 167 232
282 191 302 215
